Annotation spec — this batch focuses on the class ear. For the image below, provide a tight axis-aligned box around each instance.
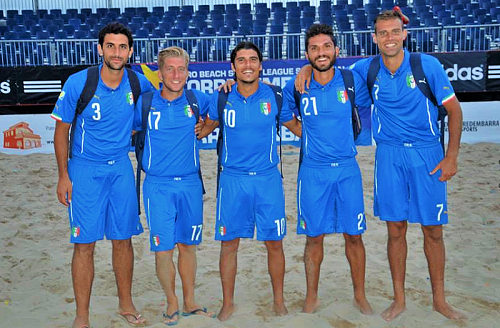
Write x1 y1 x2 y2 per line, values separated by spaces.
97 44 103 56
129 47 134 59
402 29 408 41
335 46 340 57
372 32 378 44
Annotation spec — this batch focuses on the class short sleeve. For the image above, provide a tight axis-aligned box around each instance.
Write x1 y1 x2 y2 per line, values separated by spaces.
50 73 84 123
282 77 299 121
208 90 220 121
422 54 456 105
353 69 372 108
194 89 210 118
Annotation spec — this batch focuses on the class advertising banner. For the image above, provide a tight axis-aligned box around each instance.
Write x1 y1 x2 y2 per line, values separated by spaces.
0 114 55 154
444 101 500 144
486 50 500 91
0 52 494 110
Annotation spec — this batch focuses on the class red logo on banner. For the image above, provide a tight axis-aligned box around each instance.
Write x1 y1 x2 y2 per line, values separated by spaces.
3 122 42 150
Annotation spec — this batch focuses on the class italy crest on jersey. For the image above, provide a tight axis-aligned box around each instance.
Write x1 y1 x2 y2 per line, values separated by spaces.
153 235 160 247
260 102 271 115
219 226 226 236
184 105 194 117
126 91 134 105
337 89 348 104
406 73 416 89
300 219 306 230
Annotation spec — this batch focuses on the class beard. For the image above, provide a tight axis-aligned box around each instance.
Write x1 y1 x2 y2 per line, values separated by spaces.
309 55 336 72
103 57 127 71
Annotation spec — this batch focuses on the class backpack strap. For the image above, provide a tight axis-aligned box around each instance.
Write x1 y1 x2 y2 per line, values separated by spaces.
268 84 284 178
367 55 381 103
126 67 141 105
216 90 229 196
70 66 99 158
185 89 206 195
339 69 362 141
292 86 304 172
409 53 448 152
134 91 154 215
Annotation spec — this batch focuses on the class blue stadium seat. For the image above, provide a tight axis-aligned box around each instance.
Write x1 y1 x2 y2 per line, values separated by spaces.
66 9 78 18
63 24 75 36
81 8 92 17
134 29 149 38
46 25 60 36
74 30 89 39
54 30 67 39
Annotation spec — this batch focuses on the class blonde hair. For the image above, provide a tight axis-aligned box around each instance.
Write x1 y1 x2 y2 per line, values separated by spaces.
158 46 189 70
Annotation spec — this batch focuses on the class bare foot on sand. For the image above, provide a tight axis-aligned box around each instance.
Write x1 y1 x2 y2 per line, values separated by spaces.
353 297 374 315
302 297 320 313
381 301 406 322
72 316 89 328
273 302 289 316
434 302 468 320
218 303 236 321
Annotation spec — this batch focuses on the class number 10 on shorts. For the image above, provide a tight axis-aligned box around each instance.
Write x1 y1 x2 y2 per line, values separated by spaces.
274 218 286 236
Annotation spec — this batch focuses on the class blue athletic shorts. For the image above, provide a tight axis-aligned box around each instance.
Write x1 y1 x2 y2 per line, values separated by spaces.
297 159 366 236
143 174 203 252
67 157 143 243
374 142 448 225
215 167 286 241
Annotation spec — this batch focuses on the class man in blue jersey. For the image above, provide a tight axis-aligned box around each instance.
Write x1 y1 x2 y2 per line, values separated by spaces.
282 24 374 315
134 46 215 325
351 10 465 322
52 23 153 328
297 10 466 321
199 41 301 321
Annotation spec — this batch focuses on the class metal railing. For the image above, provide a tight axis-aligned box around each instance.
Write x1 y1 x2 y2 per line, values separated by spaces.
1 25 499 67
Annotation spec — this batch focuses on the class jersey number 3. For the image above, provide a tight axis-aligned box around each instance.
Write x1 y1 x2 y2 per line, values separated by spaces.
92 103 101 120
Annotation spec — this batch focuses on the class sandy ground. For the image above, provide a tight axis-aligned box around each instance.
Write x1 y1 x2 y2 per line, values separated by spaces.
0 143 499 328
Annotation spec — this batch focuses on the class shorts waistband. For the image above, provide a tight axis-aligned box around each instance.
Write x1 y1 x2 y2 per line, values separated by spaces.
376 140 440 148
302 156 357 168
145 173 199 183
221 166 278 176
69 154 130 166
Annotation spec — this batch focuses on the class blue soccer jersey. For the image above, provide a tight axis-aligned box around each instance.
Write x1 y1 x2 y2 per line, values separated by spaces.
283 69 369 163
351 49 455 144
51 65 154 161
136 89 209 177
209 82 293 172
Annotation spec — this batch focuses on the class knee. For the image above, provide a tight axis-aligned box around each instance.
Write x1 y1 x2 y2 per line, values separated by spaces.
344 233 363 246
221 239 239 254
306 235 324 248
74 242 95 257
177 243 196 255
422 225 443 243
155 249 174 261
112 238 132 250
264 240 283 253
387 222 407 240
